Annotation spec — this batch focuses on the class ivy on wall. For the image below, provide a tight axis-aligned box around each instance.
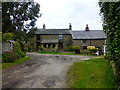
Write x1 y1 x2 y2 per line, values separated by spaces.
99 2 120 86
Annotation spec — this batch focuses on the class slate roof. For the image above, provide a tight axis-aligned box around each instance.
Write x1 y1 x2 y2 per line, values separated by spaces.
36 29 71 35
72 30 106 39
41 39 58 43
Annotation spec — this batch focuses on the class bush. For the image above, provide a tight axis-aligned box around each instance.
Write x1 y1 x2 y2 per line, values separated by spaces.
54 47 58 52
81 50 90 54
87 46 95 50
13 41 21 52
2 51 20 63
87 46 98 53
72 46 81 51
38 46 44 51
13 41 26 57
2 33 14 42
17 51 26 57
64 46 74 52
72 46 81 54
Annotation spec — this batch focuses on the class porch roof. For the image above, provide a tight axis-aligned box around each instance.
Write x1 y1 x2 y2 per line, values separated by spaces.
41 39 58 43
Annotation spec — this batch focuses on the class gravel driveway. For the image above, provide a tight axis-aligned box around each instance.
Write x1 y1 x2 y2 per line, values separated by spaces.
2 52 98 88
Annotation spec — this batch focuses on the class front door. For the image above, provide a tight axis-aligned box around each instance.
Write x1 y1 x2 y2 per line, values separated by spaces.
58 42 63 50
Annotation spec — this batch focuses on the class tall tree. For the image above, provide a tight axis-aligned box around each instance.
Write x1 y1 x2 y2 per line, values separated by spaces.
99 2 120 87
2 2 41 33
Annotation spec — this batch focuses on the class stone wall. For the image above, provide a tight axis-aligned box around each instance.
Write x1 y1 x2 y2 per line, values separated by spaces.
73 39 105 49
2 42 11 52
36 34 72 51
41 35 58 39
63 35 72 49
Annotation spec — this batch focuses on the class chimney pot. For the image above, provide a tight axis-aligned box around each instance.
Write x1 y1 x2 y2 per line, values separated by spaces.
69 23 72 30
85 24 89 31
43 24 45 29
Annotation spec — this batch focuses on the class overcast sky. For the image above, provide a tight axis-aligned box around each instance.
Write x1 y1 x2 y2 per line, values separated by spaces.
34 0 103 30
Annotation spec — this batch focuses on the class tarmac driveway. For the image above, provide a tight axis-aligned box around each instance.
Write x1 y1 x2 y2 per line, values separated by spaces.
2 52 98 88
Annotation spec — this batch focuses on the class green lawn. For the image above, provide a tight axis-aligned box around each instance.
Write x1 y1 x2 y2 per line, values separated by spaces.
38 51 98 56
1 56 30 69
66 58 116 88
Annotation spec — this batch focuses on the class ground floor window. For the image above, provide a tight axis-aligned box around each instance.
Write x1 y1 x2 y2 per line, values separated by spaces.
36 42 41 48
53 44 56 48
83 46 87 50
48 44 51 48
43 44 46 48
42 43 57 48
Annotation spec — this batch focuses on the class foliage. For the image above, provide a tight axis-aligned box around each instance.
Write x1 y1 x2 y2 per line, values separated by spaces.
17 51 26 57
54 47 58 52
2 56 30 69
87 46 95 50
2 51 20 63
72 46 81 54
72 46 81 51
2 33 14 42
13 41 21 52
81 50 90 54
99 2 120 86
66 58 116 88
64 46 74 52
0 32 2 42
2 2 41 33
13 41 26 57
27 27 37 38
87 46 98 53
38 46 44 51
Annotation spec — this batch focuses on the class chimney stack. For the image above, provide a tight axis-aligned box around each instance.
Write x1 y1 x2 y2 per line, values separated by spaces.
43 24 46 29
85 24 89 31
69 23 72 30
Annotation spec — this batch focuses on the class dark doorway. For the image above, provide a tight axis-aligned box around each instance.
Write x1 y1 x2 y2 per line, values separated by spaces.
58 42 63 50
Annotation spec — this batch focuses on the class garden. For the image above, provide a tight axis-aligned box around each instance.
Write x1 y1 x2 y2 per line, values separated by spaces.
37 45 100 56
2 33 29 69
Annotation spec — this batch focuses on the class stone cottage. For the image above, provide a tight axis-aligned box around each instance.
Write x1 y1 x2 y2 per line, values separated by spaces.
35 24 72 51
35 24 106 53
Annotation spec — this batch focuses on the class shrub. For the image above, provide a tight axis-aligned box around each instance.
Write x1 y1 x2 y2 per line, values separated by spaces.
54 47 58 52
65 46 74 52
81 50 90 54
2 33 14 42
72 46 81 51
38 46 44 51
13 42 26 57
13 41 21 52
17 51 26 57
87 46 98 53
2 51 20 63
87 46 95 50
72 46 81 54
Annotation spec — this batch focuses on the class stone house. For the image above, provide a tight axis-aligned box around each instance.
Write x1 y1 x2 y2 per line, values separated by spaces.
35 24 106 53
35 24 72 51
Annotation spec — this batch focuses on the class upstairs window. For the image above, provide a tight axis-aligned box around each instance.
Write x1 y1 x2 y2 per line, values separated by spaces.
58 35 63 40
83 40 87 43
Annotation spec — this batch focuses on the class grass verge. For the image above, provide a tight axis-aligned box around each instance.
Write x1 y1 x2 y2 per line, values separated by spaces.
66 58 116 88
1 56 30 69
38 51 98 56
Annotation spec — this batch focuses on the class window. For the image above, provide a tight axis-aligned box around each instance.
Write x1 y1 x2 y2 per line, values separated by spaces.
52 44 56 48
58 35 63 40
43 44 46 48
48 44 51 48
83 46 87 50
36 42 41 48
36 35 40 40
83 40 87 43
